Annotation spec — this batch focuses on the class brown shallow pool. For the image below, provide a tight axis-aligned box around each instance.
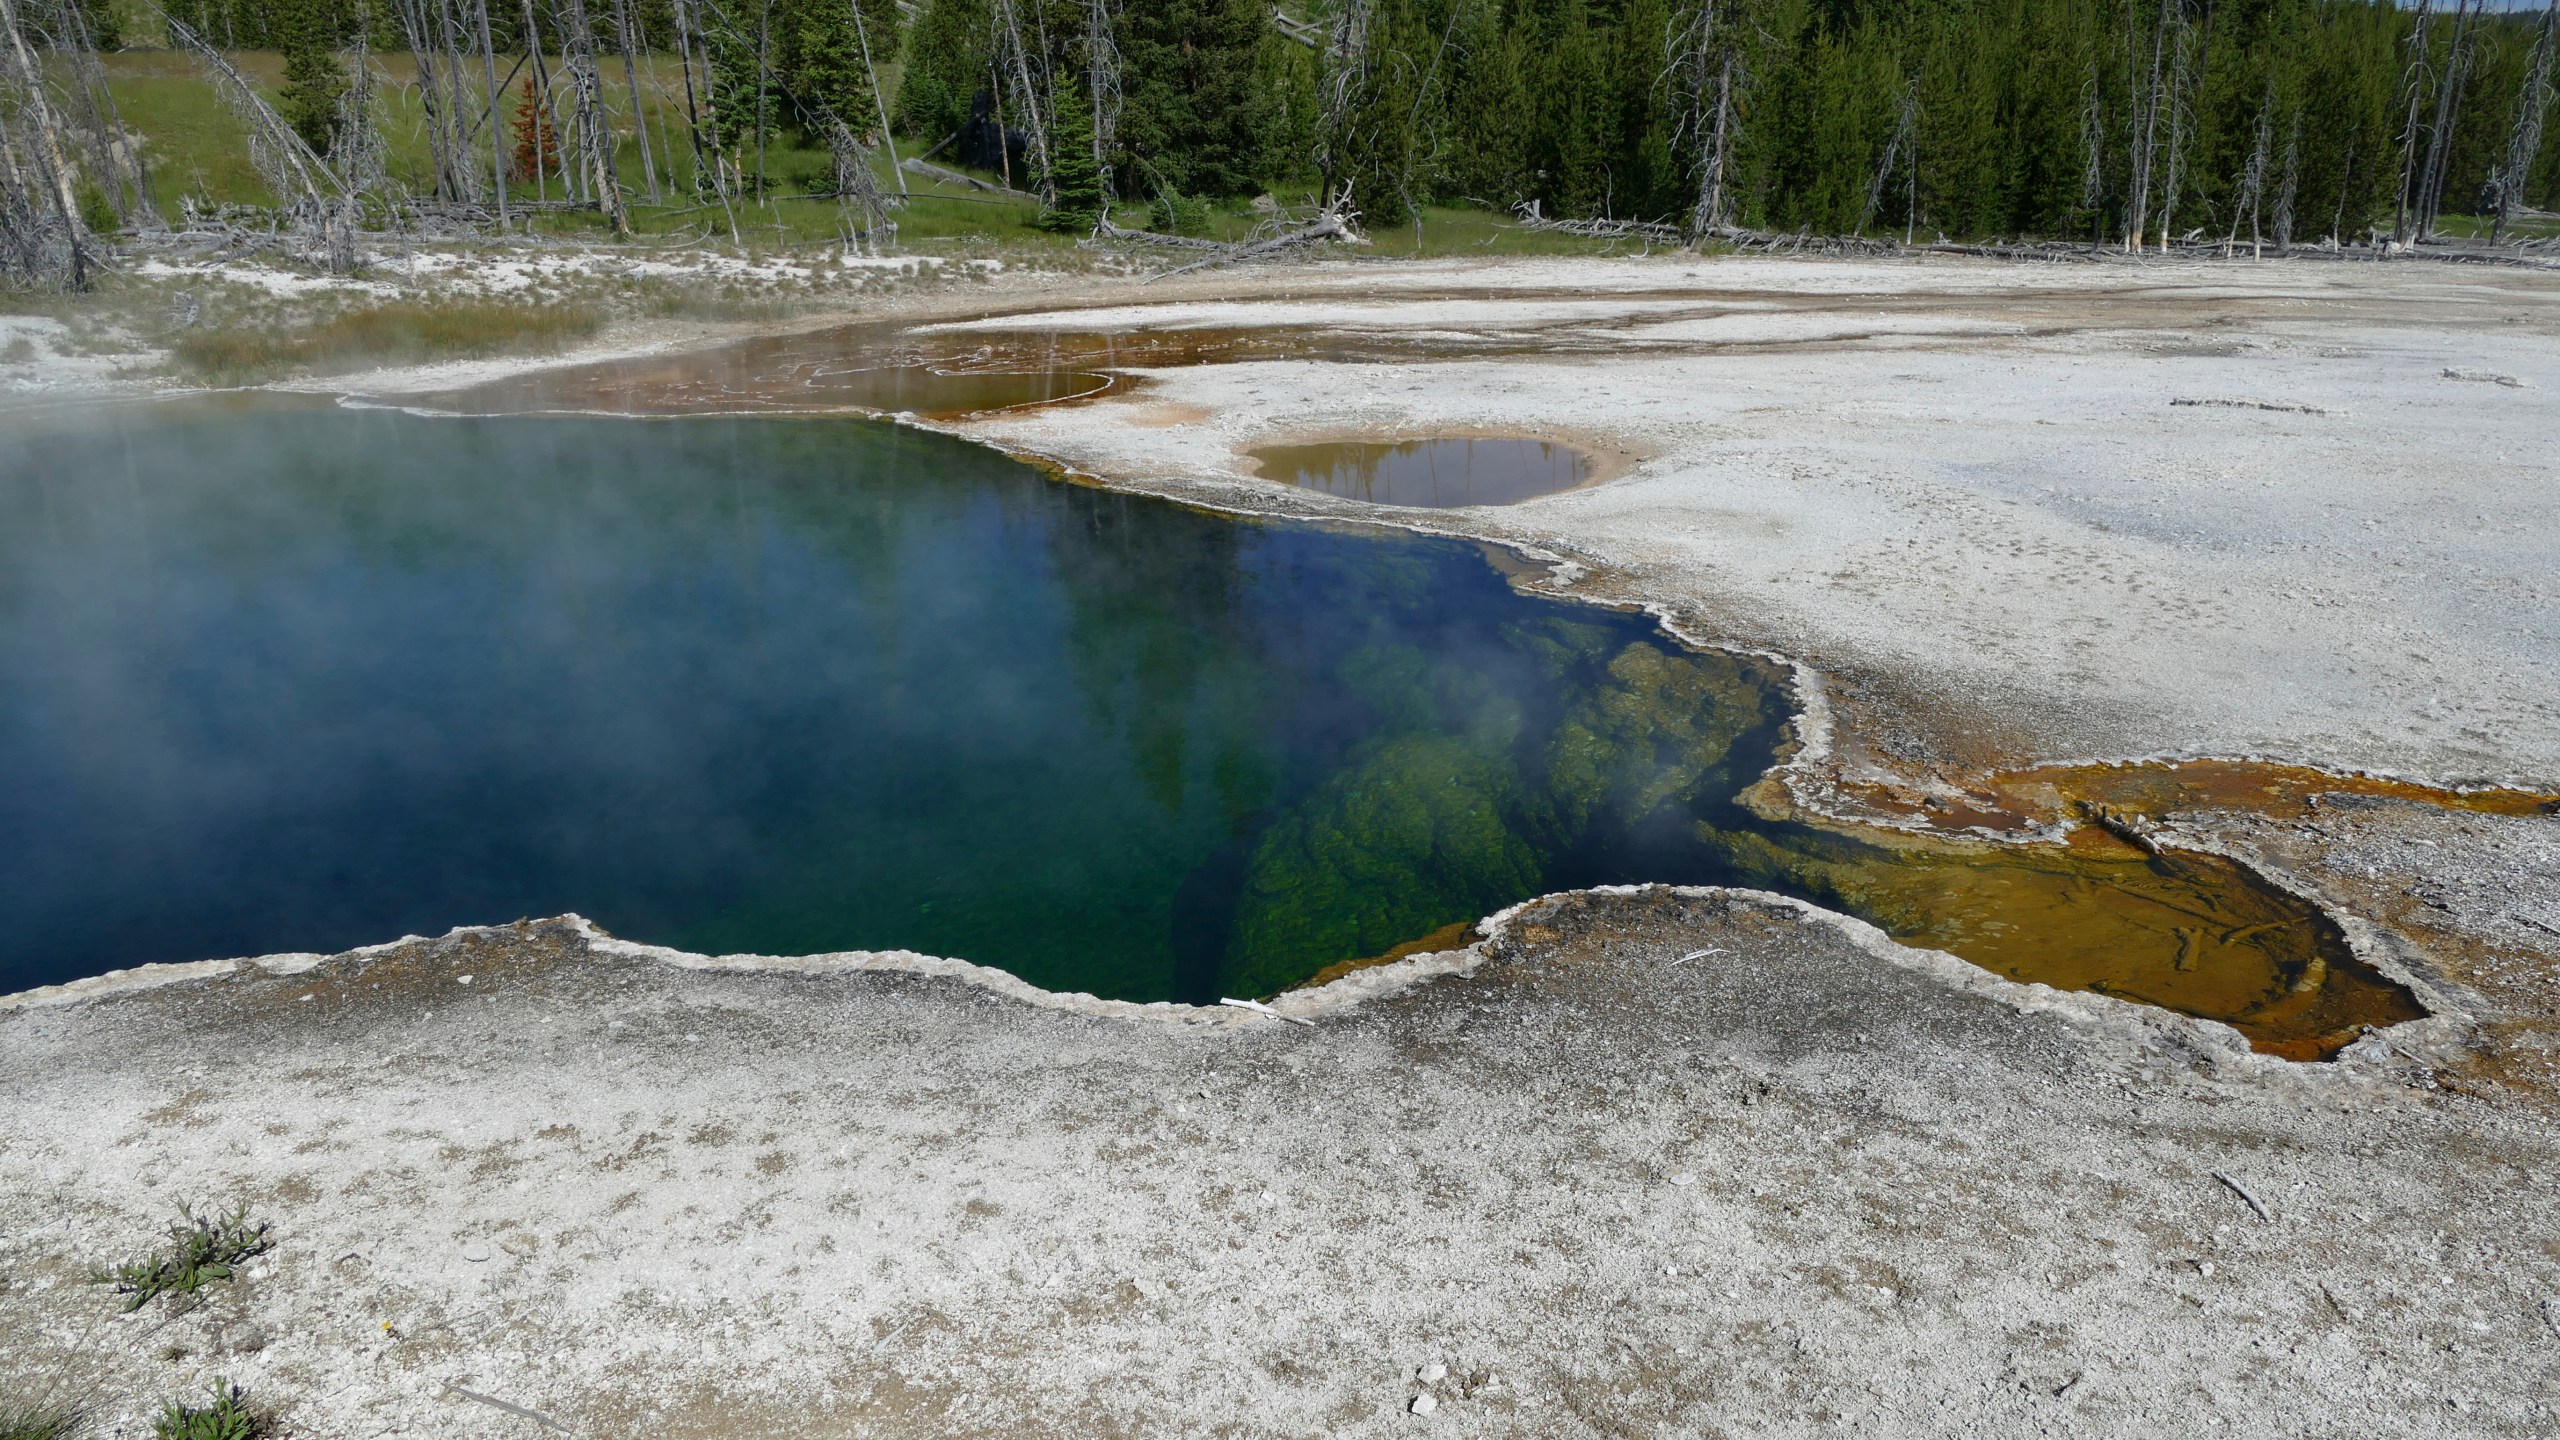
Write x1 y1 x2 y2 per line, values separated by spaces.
1248 437 1595 507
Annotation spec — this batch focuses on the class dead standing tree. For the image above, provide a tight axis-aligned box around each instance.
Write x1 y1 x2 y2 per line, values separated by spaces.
1311 0 1370 203
1673 0 1746 243
2151 0 2195 251
609 0 660 201
390 0 492 208
1858 77 1915 242
847 0 906 192
2226 80 2273 257
992 0 1055 202
2413 0 2478 242
327 25 391 266
1081 0 1117 196
2487 0 2557 244
473 0 509 224
162 12 367 269
2123 0 2170 251
31 0 155 233
0 0 89 287
554 0 629 230
2392 0 2436 244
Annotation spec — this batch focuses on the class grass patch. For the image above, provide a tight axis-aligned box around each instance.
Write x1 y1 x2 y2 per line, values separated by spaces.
153 1380 262 1440
0 1399 83 1440
92 1204 272 1311
169 299 605 383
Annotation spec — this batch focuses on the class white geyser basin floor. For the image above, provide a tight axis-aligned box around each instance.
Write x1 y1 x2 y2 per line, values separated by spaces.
4 253 2558 1438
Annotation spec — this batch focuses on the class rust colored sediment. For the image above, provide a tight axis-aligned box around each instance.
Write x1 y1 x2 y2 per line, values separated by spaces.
1837 757 2557 835
1298 920 1482 991
1759 820 2424 1062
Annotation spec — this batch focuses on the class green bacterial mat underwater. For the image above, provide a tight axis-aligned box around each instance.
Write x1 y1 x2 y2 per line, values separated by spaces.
0 401 2416 1056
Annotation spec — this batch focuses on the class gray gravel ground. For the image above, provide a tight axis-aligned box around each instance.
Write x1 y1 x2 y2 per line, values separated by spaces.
7 254 2560 1439
4 867 2557 1438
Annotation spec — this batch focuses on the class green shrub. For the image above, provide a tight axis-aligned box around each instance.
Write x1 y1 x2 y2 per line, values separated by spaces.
1150 190 1213 237
153 1380 260 1440
93 1204 272 1311
77 185 119 237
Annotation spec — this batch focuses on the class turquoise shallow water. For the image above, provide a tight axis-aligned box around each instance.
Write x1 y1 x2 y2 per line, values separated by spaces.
0 401 1789 1002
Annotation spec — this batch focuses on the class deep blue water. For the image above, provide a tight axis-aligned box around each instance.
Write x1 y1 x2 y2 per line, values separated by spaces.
0 401 1786 1002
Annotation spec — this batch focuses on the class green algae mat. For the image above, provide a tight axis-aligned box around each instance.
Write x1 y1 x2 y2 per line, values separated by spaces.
0 402 2415 1055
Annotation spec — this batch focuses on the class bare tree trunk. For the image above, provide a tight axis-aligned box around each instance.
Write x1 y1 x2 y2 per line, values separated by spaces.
1313 0 1369 200
2274 111 2299 249
1677 0 1742 241
1860 79 1914 238
2417 0 2478 241
43 0 155 230
2490 0 2557 244
2393 0 2435 244
163 11 353 265
0 0 88 285
2229 86 2271 257
438 0 483 202
2125 0 2169 251
2155 3 2192 251
754 0 770 202
475 0 510 226
993 0 1052 200
611 0 658 201
0 0 82 223
521 0 555 200
556 0 627 228
848 0 904 193
2078 65 2105 243
1082 0 1114 196
397 0 487 204
670 0 710 193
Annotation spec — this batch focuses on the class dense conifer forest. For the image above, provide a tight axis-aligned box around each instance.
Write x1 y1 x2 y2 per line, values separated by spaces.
5 0 2558 287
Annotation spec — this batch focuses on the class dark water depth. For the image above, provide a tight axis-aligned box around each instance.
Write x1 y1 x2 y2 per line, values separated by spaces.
0 401 2418 1054
0 402 1785 1003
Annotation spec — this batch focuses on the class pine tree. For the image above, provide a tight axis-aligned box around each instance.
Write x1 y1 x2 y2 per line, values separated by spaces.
1534 0 1620 218
775 0 877 138
895 0 992 140
1116 0 1272 197
76 0 121 50
1443 0 1533 207
275 0 350 157
702 0 777 159
1038 91 1106 229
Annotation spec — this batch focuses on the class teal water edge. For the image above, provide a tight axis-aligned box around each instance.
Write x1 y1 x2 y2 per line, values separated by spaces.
0 400 1789 1004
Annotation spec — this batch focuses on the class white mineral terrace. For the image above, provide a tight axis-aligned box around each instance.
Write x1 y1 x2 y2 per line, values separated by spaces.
3 253 2555 1437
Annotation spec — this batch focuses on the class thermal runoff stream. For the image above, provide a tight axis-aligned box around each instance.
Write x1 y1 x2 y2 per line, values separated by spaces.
0 401 2418 1055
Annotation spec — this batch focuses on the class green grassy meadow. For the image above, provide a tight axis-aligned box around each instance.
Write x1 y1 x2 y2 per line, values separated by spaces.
91 47 1649 257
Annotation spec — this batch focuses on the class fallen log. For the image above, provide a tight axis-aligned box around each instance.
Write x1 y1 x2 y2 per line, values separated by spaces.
899 158 1037 200
1090 216 1229 251
1145 194 1361 281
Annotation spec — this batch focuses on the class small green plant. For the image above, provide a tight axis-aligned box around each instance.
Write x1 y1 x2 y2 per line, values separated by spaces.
1149 190 1213 237
76 185 119 237
0 1397 84 1440
93 1204 272 1312
153 1379 260 1440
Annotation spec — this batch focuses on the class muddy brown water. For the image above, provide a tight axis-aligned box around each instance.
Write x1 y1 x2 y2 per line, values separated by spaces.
355 313 2533 1059
1247 438 1594 507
